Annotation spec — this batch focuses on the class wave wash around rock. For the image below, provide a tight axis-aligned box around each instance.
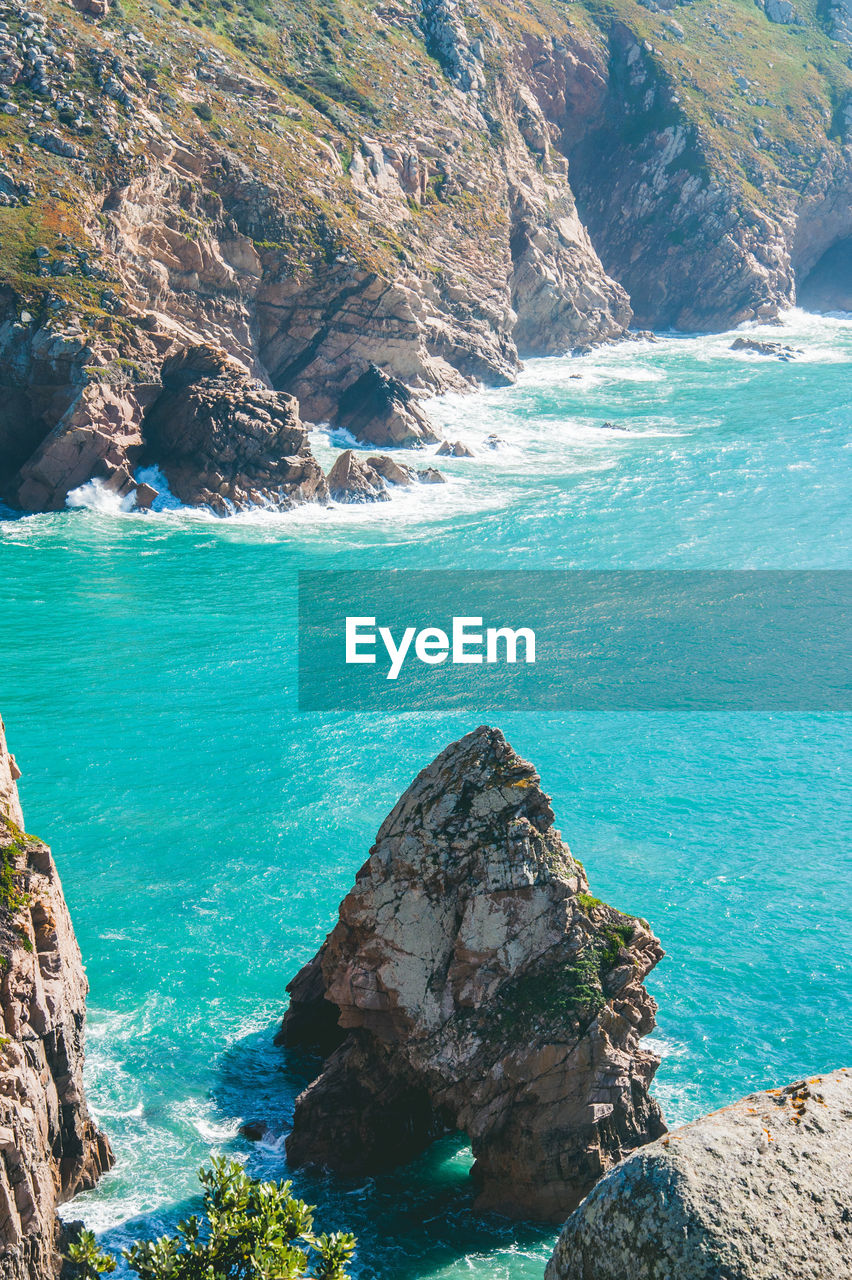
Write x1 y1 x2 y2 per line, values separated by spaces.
277 725 665 1222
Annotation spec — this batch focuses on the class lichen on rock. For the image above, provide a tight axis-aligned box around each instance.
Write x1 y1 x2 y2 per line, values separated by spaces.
278 725 665 1222
545 1069 852 1280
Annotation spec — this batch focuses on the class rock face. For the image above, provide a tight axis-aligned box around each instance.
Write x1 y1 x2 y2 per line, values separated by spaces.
546 1069 852 1280
335 366 439 449
278 726 666 1222
0 716 112 1279
141 345 329 514
2 0 852 510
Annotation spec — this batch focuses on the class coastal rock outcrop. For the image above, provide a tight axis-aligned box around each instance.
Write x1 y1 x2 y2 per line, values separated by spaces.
326 450 390 504
278 726 666 1222
0 716 112 1279
545 1069 852 1280
335 366 439 449
141 346 329 514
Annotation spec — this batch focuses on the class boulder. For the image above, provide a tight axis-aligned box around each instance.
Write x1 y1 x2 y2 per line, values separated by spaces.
278 726 666 1222
546 1069 852 1280
326 449 389 503
415 466 446 484
335 365 439 448
142 345 329 514
436 439 474 457
730 336 800 360
367 454 417 486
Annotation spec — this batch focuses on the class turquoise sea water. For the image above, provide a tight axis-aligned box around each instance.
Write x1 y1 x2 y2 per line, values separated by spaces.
1 311 850 1278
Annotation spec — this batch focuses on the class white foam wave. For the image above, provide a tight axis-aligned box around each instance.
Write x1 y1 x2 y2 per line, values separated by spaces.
66 478 136 514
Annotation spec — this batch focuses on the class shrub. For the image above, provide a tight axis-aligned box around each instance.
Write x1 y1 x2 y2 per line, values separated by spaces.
66 1158 356 1280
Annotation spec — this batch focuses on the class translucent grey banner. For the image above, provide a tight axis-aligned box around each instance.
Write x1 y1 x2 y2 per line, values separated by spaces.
297 571 851 712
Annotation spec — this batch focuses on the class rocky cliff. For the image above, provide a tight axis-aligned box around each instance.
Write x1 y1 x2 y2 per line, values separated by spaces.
545 1068 852 1280
278 726 666 1222
1 0 851 513
0 716 112 1280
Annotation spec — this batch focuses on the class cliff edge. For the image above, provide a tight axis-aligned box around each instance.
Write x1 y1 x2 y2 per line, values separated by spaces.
0 715 112 1280
279 725 665 1222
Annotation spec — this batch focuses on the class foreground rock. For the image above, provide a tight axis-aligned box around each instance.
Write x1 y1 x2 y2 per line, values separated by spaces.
335 366 440 448
278 726 665 1221
142 346 328 514
0 716 112 1279
546 1069 852 1280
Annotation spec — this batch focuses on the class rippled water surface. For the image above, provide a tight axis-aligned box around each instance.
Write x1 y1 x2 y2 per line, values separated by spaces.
1 312 850 1278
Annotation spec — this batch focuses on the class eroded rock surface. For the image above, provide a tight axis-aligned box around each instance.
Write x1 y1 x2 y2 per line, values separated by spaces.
546 1069 852 1280
0 716 112 1279
335 366 440 449
142 345 328 514
278 726 665 1222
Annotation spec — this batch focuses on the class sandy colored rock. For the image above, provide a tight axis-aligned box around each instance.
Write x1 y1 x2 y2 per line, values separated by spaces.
546 1069 852 1280
325 450 389 503
279 726 665 1222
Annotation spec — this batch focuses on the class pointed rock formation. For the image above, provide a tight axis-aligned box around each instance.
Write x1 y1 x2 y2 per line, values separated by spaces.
0 715 112 1279
278 726 665 1222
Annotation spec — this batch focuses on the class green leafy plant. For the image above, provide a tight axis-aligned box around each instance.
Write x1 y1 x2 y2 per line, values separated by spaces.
66 1159 356 1280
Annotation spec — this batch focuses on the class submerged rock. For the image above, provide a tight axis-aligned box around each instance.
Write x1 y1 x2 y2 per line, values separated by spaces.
0 716 112 1279
335 366 440 448
546 1069 852 1280
278 726 666 1222
142 345 329 515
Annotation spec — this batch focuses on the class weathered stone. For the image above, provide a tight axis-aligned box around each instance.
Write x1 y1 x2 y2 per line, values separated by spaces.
546 1069 852 1280
142 345 329 514
366 454 416 486
325 449 389 503
730 336 799 360
436 439 474 457
279 726 665 1222
335 365 439 448
0 716 112 1280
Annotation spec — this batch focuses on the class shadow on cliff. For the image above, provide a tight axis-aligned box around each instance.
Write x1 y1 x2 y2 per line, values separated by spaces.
209 1024 556 1279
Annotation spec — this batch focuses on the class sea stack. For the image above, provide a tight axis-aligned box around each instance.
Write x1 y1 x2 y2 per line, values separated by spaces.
278 725 665 1221
0 715 112 1279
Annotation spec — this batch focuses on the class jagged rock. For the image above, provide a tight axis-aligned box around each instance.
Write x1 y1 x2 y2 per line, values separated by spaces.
546 1069 852 1280
0 716 112 1280
436 439 474 457
730 336 799 360
142 345 329 514
366 454 416 486
335 366 440 449
325 449 389 503
484 433 508 449
278 726 666 1222
9 381 158 513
